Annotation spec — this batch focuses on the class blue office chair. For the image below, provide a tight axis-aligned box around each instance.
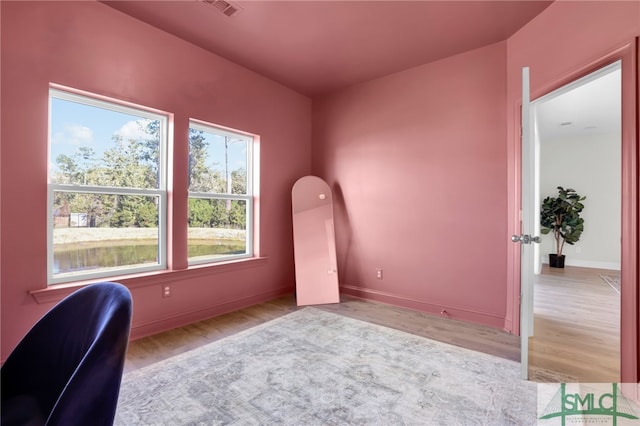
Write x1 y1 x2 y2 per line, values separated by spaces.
1 282 133 426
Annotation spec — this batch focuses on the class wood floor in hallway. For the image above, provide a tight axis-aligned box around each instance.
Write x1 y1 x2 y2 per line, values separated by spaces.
529 265 620 383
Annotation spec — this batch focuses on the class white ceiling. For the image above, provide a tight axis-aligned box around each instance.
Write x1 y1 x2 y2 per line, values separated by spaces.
535 66 621 141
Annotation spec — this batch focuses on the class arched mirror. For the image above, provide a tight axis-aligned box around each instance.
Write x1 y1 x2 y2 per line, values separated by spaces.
292 176 340 306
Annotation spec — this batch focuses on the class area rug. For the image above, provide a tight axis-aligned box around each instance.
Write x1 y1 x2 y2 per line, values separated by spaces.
115 308 537 425
600 273 621 294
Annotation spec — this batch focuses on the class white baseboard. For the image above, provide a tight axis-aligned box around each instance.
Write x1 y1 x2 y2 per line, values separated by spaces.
541 258 620 271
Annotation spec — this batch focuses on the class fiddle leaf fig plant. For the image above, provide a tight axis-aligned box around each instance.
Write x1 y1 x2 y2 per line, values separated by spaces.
540 186 586 257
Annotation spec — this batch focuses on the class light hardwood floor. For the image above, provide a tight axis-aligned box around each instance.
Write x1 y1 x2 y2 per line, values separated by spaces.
529 265 620 383
124 266 620 383
123 295 520 374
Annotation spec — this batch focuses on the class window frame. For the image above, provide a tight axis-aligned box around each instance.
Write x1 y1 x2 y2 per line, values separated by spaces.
187 119 254 266
47 87 169 285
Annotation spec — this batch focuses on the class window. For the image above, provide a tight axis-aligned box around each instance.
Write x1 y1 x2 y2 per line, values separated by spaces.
188 120 253 264
48 88 168 284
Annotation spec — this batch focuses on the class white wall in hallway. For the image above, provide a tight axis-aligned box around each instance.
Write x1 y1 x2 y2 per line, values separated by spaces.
539 131 621 270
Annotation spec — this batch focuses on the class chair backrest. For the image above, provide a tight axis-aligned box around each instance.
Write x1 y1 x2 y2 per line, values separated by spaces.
1 282 133 426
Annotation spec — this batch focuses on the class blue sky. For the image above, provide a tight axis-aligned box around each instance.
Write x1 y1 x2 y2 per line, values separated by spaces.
49 97 153 172
49 97 248 176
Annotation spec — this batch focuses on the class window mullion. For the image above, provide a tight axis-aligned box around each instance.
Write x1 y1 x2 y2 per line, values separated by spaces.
188 192 250 201
52 184 164 197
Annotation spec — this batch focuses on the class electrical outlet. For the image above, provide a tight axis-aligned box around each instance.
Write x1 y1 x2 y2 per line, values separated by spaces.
162 284 172 298
376 268 383 279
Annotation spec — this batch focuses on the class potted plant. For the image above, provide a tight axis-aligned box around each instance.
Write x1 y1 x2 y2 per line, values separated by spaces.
540 186 586 268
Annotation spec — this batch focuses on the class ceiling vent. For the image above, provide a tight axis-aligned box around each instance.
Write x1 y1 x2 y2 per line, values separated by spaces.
202 0 242 17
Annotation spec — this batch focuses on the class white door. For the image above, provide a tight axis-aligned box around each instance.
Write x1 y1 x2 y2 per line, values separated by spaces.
512 67 540 380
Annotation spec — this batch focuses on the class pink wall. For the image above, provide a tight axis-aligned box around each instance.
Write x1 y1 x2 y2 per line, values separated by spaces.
505 0 639 382
0 1 311 360
313 42 509 328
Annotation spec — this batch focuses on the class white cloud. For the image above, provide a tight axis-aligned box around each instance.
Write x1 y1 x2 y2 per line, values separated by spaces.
52 123 94 146
114 119 153 141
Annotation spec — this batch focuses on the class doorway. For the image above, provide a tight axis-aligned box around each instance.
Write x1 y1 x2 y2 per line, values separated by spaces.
529 62 622 382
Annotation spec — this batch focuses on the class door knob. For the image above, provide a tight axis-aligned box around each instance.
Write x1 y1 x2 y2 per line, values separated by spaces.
511 234 541 244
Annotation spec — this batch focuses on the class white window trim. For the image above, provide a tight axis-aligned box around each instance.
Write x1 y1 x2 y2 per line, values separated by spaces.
47 87 168 285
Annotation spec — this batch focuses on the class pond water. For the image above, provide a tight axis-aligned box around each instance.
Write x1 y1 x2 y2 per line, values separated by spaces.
54 241 245 274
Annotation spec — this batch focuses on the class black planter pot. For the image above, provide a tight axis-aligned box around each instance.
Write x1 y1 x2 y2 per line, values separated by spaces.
549 254 565 268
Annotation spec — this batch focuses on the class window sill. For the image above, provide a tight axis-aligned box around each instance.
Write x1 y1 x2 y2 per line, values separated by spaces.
30 256 269 304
